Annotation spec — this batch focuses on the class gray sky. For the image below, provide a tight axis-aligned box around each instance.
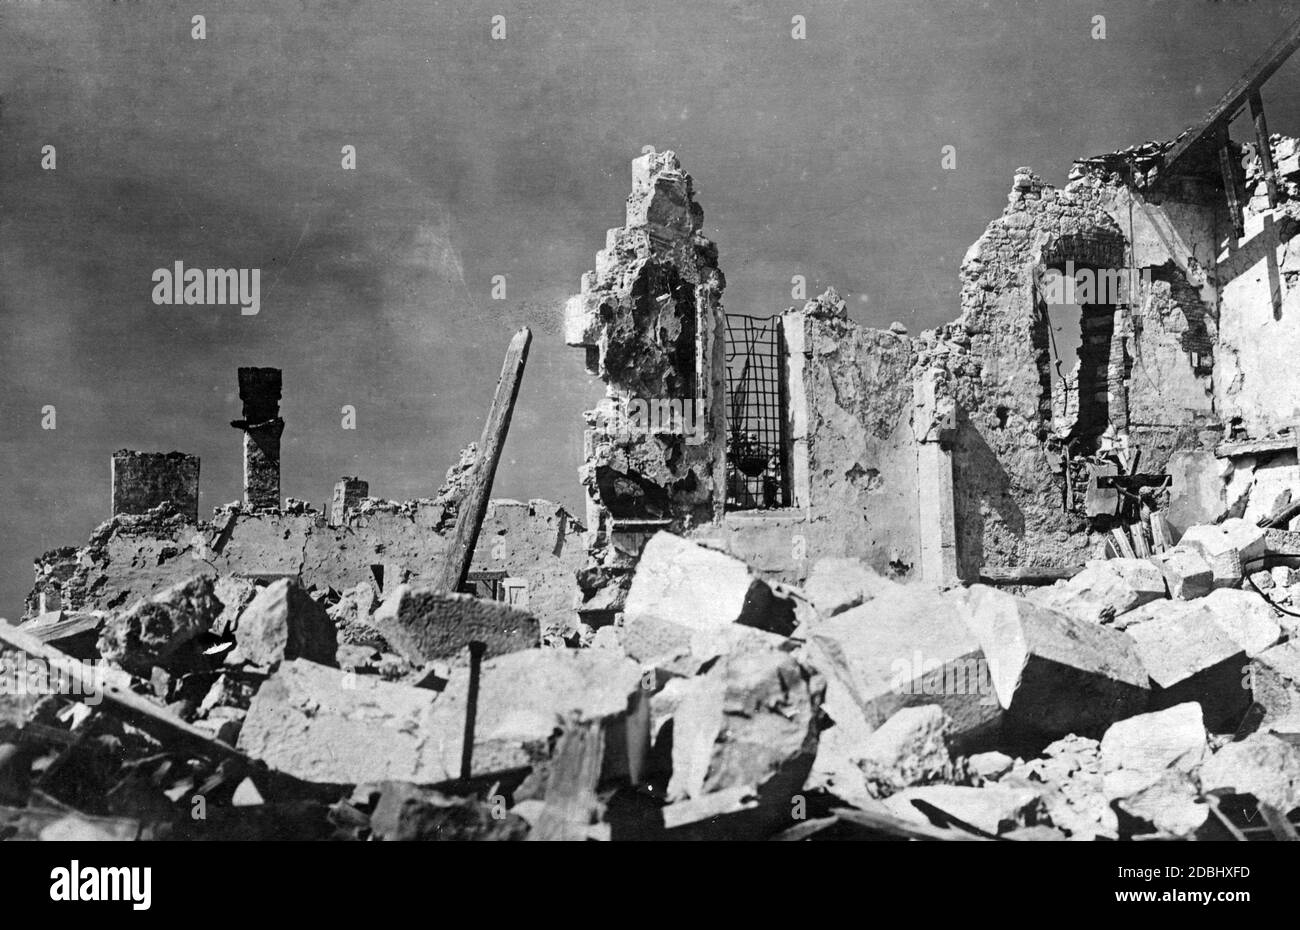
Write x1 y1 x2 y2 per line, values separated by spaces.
3 0 1299 614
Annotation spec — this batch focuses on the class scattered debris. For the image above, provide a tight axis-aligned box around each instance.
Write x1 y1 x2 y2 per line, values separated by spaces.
15 53 1300 840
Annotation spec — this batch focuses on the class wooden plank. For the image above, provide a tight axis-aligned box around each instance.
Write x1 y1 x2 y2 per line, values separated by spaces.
1259 499 1300 529
433 327 532 593
0 620 250 766
829 806 989 842
1161 12 1300 178
1150 511 1171 553
1094 473 1169 489
1260 804 1300 841
1219 125 1246 240
1218 433 1297 459
771 815 840 842
1131 521 1152 558
978 565 1085 585
1251 92 1280 208
1111 526 1137 560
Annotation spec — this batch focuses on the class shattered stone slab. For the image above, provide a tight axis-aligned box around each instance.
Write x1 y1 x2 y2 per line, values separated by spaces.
622 616 797 681
1199 732 1300 813
855 704 953 796
1198 589 1282 657
372 584 540 665
1103 768 1207 838
17 611 104 660
622 533 797 671
1178 519 1266 589
661 648 822 834
802 557 890 618
665 650 822 801
806 579 1001 750
1247 641 1300 725
1031 558 1166 623
211 576 257 638
367 782 530 841
884 784 1044 835
231 577 337 667
1123 607 1249 727
98 575 222 677
237 659 443 785
958 586 1149 739
1149 546 1214 601
1099 702 1207 775
424 648 649 784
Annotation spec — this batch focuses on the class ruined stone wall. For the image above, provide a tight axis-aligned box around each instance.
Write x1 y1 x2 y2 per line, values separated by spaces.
782 293 925 578
25 497 584 638
468 498 585 640
946 159 1225 575
110 451 200 523
1217 135 1300 437
565 151 727 618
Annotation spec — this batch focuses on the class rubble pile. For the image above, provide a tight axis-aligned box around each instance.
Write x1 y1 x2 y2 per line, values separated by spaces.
3 516 1300 842
13 45 1300 841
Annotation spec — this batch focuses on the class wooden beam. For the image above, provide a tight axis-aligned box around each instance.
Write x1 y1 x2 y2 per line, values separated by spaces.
1150 511 1171 553
1251 91 1280 208
978 565 1084 586
1219 124 1246 240
1131 521 1152 558
1161 12 1300 178
433 327 532 593
1219 433 1298 459
1261 804 1300 841
1111 526 1138 560
1258 497 1300 529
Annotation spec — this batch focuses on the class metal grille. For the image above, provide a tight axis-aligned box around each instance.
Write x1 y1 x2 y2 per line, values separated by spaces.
724 314 791 510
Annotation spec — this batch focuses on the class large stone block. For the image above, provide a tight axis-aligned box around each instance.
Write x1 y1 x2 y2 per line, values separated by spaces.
660 648 822 835
373 584 540 664
1149 546 1214 601
1198 589 1282 657
1100 702 1207 774
232 577 337 667
1178 519 1267 589
623 533 797 671
1200 732 1300 813
958 586 1149 739
1124 607 1249 728
424 649 649 783
1031 558 1167 623
238 659 442 785
802 557 890 618
855 704 954 795
98 574 222 676
1247 641 1300 724
807 579 1000 750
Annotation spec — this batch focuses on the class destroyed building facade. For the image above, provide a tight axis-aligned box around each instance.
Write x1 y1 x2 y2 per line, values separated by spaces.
567 80 1300 602
28 369 586 644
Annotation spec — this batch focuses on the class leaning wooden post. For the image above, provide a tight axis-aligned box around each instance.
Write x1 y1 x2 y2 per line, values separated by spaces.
1250 91 1279 209
1218 122 1246 240
434 326 532 594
